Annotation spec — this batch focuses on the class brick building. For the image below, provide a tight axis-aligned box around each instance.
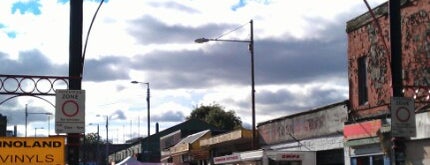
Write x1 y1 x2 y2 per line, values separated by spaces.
344 0 430 164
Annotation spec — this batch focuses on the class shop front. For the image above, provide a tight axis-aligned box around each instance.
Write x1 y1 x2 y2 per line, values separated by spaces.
163 130 212 165
343 119 391 165
258 101 348 165
213 150 316 165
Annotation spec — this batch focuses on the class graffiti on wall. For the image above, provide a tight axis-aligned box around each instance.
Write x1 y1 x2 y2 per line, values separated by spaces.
402 9 430 103
258 104 347 145
366 23 390 106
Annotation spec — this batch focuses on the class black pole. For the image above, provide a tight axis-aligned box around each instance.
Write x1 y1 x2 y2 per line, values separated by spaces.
25 104 28 137
68 0 83 164
97 124 100 165
389 0 405 164
106 116 109 164
146 83 150 161
249 19 256 150
390 1 402 96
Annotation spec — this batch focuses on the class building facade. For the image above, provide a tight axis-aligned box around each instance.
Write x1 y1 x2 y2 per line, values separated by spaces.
345 0 430 164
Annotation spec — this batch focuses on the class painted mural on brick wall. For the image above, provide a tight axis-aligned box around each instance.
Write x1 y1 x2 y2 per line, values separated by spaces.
258 104 347 145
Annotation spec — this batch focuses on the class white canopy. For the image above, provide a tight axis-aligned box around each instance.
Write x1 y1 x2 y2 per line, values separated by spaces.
115 156 144 165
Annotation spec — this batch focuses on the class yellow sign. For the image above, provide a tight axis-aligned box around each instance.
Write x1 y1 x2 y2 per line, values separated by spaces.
0 136 65 165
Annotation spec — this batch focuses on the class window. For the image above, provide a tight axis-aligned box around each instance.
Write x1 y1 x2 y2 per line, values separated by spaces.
358 56 368 105
351 155 389 165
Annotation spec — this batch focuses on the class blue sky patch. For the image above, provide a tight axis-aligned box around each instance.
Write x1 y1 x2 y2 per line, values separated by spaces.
58 0 69 4
11 0 42 15
0 23 4 29
231 0 247 11
231 0 270 11
7 32 17 39
57 0 109 4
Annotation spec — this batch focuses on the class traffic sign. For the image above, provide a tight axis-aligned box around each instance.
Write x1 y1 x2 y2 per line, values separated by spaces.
55 89 85 133
391 97 416 137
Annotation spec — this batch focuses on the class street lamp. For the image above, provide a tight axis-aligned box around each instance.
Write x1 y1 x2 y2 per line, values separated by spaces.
195 19 257 149
96 115 109 164
25 104 53 137
130 80 150 161
34 127 44 137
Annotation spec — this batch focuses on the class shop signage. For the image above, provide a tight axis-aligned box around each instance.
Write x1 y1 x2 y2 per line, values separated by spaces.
415 112 430 139
343 119 381 140
344 137 380 147
277 153 303 161
0 136 65 165
391 97 416 137
213 154 240 164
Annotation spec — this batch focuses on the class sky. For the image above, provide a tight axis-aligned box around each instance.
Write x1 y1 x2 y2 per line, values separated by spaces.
0 0 386 143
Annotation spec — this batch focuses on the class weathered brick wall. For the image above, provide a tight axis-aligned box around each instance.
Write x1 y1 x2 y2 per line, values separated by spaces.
347 0 430 119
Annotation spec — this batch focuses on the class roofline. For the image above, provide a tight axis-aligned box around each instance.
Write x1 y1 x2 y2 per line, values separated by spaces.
257 100 349 126
345 0 409 33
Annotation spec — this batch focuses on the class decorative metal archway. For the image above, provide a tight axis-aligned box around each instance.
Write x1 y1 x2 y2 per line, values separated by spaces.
0 74 73 106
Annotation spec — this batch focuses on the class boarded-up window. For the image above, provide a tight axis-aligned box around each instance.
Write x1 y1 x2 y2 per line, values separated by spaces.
358 56 368 105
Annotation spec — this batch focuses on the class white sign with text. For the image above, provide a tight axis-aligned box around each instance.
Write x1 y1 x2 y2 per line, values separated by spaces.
55 89 85 133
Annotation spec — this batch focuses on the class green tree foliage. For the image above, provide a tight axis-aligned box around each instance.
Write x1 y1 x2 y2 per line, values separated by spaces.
187 103 242 130
83 132 104 144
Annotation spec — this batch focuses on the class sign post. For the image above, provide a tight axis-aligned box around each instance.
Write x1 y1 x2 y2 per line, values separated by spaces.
390 97 416 164
391 97 416 137
55 89 85 134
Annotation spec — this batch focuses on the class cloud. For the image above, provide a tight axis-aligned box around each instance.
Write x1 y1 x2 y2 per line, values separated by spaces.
110 109 127 120
148 1 199 14
0 50 67 76
128 15 237 44
83 56 131 82
152 111 184 122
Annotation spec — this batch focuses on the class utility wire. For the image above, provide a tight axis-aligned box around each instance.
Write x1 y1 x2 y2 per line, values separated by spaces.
215 21 250 40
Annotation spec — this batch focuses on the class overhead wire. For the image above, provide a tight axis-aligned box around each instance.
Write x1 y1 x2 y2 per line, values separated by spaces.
215 21 250 40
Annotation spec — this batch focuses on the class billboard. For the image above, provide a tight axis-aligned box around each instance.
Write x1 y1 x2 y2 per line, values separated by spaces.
0 136 65 165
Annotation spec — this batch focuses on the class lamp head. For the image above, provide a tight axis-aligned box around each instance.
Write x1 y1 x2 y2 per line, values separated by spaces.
195 38 210 43
131 81 139 84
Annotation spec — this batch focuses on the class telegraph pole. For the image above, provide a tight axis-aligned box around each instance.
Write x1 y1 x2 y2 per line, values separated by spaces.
68 0 83 164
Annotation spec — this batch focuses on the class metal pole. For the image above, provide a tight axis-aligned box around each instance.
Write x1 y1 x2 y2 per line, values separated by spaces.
249 19 256 150
193 20 257 150
106 116 109 164
96 124 100 165
146 83 150 161
25 104 28 137
130 120 132 139
389 1 405 164
68 0 83 164
48 115 50 136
